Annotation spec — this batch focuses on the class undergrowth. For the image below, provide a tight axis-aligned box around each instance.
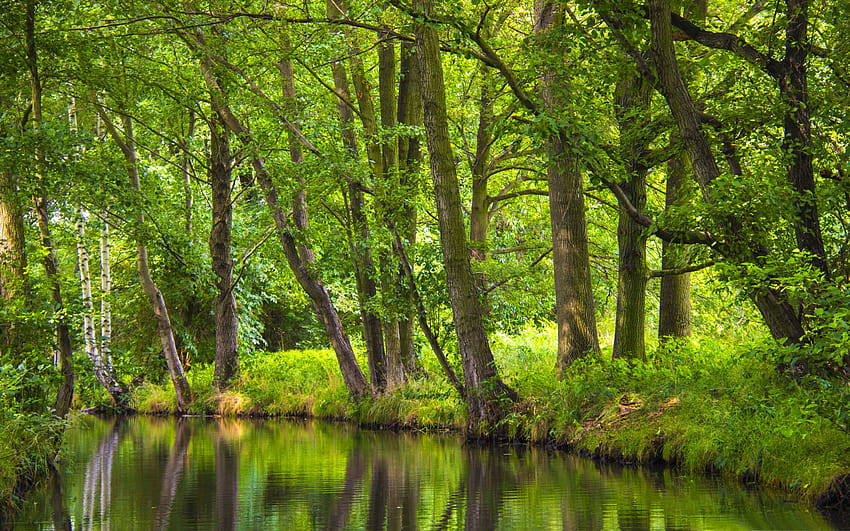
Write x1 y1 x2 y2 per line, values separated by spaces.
125 327 850 503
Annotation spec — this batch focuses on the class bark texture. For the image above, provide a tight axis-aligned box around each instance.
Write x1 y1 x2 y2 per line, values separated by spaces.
658 153 693 339
0 171 28 304
535 1 601 372
209 113 239 389
612 74 651 361
781 0 827 278
415 0 516 436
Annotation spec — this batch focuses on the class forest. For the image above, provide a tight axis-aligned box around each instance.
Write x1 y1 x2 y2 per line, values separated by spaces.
2 0 850 511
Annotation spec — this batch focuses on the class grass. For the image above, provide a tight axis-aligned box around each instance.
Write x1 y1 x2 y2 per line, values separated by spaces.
125 326 850 505
0 408 65 519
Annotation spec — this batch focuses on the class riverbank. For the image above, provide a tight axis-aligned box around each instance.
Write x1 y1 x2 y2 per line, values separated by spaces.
125 333 850 509
4 332 849 517
0 411 63 519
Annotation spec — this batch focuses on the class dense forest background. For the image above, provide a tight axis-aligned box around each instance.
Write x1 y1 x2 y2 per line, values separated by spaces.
2 0 850 448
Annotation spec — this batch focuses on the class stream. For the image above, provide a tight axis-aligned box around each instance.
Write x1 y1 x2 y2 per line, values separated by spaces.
12 415 848 529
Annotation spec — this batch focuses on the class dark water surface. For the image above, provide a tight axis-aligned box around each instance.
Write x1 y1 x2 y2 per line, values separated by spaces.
13 415 846 529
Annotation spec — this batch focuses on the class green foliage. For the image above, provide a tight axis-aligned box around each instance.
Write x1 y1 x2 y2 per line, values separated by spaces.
0 362 66 512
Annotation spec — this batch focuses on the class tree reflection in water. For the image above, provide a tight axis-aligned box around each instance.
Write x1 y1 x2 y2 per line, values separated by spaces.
152 418 191 530
80 418 124 529
17 417 841 530
215 420 241 531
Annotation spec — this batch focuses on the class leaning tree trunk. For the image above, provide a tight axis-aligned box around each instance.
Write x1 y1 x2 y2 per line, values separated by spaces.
415 0 516 436
98 110 193 412
648 0 805 343
535 0 601 372
196 48 370 399
324 2 387 391
209 112 239 390
26 1 73 418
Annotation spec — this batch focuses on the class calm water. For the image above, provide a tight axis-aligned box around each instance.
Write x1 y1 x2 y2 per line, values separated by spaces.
11 415 847 530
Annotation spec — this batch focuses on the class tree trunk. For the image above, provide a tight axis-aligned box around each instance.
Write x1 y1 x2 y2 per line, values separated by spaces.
781 0 827 279
612 74 651 361
378 32 407 390
26 1 73 418
100 221 113 367
415 0 516 436
76 213 130 408
197 51 371 399
0 170 29 349
396 41 423 376
658 153 693 339
535 1 601 372
34 197 74 419
325 1 388 391
0 171 28 305
182 110 195 233
469 64 494 262
648 0 805 343
209 112 239 390
104 113 193 412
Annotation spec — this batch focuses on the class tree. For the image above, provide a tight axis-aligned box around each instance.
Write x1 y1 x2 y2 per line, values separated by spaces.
192 28 371 399
209 110 239 390
26 0 73 418
96 108 193 412
414 0 516 435
75 212 130 408
325 0 388 391
534 1 601 371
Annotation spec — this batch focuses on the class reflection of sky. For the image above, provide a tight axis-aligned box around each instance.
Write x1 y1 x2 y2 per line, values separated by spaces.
15 416 838 530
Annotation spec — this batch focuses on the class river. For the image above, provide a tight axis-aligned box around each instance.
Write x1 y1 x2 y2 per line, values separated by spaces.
11 415 848 529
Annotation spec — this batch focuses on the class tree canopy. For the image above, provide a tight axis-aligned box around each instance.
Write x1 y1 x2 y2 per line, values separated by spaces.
1 0 849 435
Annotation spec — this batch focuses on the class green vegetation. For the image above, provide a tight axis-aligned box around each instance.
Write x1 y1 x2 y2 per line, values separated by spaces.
124 330 850 503
2 0 850 514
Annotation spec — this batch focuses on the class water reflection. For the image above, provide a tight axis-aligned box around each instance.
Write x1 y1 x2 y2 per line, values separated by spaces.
15 416 845 529
152 418 190 530
81 418 124 529
215 421 240 531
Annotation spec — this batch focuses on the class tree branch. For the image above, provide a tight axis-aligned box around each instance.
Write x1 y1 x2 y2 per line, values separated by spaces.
487 188 548 204
600 176 716 245
667 11 784 79
649 260 715 277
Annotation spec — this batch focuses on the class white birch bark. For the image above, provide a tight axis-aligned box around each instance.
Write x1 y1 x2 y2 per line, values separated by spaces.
100 221 112 362
76 211 98 361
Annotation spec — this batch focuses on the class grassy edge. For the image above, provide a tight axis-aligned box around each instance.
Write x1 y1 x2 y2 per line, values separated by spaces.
124 345 850 509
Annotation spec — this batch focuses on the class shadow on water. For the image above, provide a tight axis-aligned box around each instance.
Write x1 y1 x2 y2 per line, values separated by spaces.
12 416 850 529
